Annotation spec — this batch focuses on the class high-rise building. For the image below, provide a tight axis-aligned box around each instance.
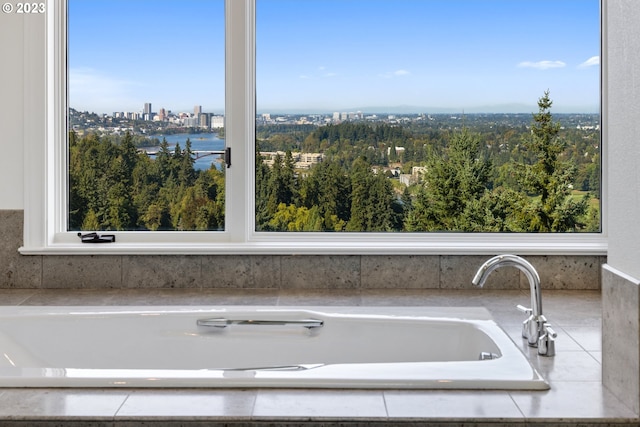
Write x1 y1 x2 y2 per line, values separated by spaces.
199 113 209 128
144 103 152 119
194 105 202 116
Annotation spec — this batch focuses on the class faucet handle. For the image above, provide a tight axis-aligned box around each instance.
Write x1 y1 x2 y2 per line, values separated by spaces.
538 323 557 357
516 304 532 315
517 305 536 343
542 323 557 338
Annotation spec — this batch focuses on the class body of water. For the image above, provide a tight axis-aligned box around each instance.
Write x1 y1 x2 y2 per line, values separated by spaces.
148 133 225 171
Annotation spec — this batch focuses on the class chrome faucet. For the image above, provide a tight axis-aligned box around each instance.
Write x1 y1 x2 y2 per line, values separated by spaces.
472 254 557 356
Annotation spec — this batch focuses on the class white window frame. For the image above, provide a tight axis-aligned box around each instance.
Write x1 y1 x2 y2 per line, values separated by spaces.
20 0 608 256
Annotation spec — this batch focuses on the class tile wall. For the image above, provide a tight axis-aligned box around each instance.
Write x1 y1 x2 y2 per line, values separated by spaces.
0 210 604 290
603 264 640 414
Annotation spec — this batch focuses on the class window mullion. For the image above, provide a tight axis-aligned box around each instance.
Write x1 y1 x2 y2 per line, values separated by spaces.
225 0 255 243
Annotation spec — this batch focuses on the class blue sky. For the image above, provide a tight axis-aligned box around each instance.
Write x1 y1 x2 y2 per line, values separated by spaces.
69 0 600 114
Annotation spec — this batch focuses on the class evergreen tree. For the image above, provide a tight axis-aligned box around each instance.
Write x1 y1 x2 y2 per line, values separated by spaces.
299 161 351 231
255 144 272 230
346 157 373 231
511 91 589 232
155 137 172 183
346 157 398 231
68 131 84 228
406 128 492 231
178 138 197 187
264 151 297 221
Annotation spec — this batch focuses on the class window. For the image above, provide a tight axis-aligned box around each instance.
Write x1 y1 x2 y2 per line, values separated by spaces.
255 0 602 234
20 0 607 255
66 0 226 233
67 0 226 232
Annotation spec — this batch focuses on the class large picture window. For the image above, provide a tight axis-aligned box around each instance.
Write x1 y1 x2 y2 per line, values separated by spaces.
20 0 606 255
255 0 601 233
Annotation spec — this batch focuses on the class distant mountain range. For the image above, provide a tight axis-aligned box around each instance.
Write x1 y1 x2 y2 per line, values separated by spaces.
257 103 600 115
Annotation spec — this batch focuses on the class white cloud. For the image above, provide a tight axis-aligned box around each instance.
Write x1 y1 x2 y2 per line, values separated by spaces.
579 56 600 68
298 71 338 80
300 67 337 79
517 60 566 70
379 69 411 78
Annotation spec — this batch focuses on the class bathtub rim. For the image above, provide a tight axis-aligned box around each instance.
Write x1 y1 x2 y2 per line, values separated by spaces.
0 305 549 390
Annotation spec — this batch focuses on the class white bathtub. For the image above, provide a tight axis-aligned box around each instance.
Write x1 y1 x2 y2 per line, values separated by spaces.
0 306 548 389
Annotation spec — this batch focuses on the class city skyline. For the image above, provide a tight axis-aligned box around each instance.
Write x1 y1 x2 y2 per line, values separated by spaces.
69 0 600 115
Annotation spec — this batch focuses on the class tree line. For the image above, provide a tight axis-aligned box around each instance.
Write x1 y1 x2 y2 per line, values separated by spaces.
257 92 598 232
69 132 225 231
69 92 600 233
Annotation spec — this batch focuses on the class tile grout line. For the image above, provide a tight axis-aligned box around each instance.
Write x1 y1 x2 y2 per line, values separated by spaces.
359 255 363 290
112 392 133 421
507 391 528 422
381 390 391 419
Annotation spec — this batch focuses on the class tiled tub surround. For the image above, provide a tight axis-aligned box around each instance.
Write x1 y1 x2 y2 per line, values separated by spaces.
0 209 631 425
0 288 634 426
0 210 604 290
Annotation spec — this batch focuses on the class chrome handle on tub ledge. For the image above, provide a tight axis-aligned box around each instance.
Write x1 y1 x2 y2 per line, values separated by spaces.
197 318 324 329
538 323 557 357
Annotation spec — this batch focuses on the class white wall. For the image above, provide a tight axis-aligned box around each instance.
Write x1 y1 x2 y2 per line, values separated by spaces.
606 0 640 279
1 1 639 278
0 11 25 209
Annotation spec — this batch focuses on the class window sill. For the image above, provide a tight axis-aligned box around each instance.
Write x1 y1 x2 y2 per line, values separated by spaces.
18 233 608 256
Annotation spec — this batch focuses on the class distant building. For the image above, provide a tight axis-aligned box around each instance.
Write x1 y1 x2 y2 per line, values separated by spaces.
387 146 405 156
144 103 152 119
183 116 198 127
199 113 209 128
296 153 324 169
411 166 427 176
399 174 413 186
211 115 225 129
260 151 324 170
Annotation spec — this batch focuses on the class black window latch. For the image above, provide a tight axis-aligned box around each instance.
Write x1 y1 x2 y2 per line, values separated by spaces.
224 146 231 168
77 232 116 243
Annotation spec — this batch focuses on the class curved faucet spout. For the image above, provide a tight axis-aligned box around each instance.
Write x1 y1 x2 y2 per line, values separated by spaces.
472 254 556 353
472 254 542 319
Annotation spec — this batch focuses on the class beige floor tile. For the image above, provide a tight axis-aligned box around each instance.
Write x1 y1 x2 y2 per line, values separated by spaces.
528 351 601 382
562 325 602 352
253 389 387 419
384 390 524 419
0 389 127 418
116 390 256 418
502 324 585 353
510 381 637 419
